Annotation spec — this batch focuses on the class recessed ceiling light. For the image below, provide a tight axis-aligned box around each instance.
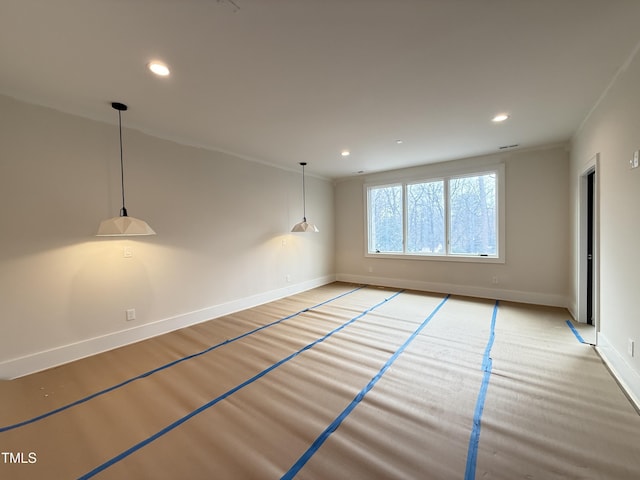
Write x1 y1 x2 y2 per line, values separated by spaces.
395 139 404 144
341 150 350 157
148 61 170 77
492 113 510 123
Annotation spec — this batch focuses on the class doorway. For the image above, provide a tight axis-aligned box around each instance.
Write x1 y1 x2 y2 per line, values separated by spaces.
586 170 594 325
578 155 598 338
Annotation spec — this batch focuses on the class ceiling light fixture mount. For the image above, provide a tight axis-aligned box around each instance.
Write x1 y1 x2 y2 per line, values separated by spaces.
291 162 319 233
97 102 156 236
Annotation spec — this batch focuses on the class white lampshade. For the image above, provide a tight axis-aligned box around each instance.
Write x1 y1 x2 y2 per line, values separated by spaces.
97 215 156 236
291 219 319 233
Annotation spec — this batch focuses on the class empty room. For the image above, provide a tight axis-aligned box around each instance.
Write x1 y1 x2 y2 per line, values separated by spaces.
1 1 640 479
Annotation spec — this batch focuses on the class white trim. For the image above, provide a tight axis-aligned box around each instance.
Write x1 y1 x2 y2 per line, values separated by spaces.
0 275 335 380
576 38 640 137
335 273 568 308
596 333 640 412
363 252 504 264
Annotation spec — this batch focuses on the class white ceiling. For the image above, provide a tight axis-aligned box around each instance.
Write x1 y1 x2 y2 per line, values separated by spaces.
2 0 640 179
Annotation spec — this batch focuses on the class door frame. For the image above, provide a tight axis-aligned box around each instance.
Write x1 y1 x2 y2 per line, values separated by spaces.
577 154 599 335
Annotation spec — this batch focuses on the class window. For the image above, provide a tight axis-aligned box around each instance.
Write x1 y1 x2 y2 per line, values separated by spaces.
366 165 504 262
449 173 497 255
368 184 403 253
407 180 445 254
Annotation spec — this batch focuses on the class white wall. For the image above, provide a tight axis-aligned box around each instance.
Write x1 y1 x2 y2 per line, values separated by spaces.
569 45 640 404
0 95 335 378
335 146 570 306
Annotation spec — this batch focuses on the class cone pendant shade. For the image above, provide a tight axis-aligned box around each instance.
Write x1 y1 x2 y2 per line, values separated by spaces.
291 162 318 232
97 215 156 236
291 219 319 233
97 102 155 237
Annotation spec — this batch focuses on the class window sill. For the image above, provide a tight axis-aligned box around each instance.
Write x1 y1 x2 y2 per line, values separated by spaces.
364 252 505 264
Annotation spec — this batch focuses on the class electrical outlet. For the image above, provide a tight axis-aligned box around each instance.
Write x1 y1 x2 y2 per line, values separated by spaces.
123 246 133 258
492 276 499 285
286 275 291 283
628 339 635 357
126 309 136 321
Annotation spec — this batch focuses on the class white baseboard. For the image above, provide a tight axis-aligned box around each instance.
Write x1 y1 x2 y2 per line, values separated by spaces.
336 273 568 308
596 333 640 411
0 275 335 380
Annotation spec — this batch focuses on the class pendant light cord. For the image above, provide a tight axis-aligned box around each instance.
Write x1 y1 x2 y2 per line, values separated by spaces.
118 109 128 217
302 163 307 222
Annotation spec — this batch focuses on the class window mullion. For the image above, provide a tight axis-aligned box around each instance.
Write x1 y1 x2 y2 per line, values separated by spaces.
444 177 451 255
402 183 407 254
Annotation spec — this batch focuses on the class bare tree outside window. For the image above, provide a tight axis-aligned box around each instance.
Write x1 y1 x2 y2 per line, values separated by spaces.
368 184 403 252
449 174 496 255
407 181 445 253
366 167 501 259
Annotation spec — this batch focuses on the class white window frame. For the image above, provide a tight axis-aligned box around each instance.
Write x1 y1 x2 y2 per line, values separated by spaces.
364 163 505 264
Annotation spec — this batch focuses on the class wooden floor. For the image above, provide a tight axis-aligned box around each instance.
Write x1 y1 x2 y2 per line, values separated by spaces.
1 283 639 479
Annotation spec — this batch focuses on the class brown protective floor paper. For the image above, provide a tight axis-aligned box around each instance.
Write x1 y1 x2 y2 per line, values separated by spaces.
0 283 639 479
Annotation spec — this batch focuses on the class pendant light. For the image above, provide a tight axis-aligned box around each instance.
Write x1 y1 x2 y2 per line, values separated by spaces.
291 162 319 232
97 102 156 236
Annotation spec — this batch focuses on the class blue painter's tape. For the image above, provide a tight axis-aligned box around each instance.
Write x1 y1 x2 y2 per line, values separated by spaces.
76 289 404 480
0 285 367 434
464 300 499 480
565 320 586 344
280 294 450 480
